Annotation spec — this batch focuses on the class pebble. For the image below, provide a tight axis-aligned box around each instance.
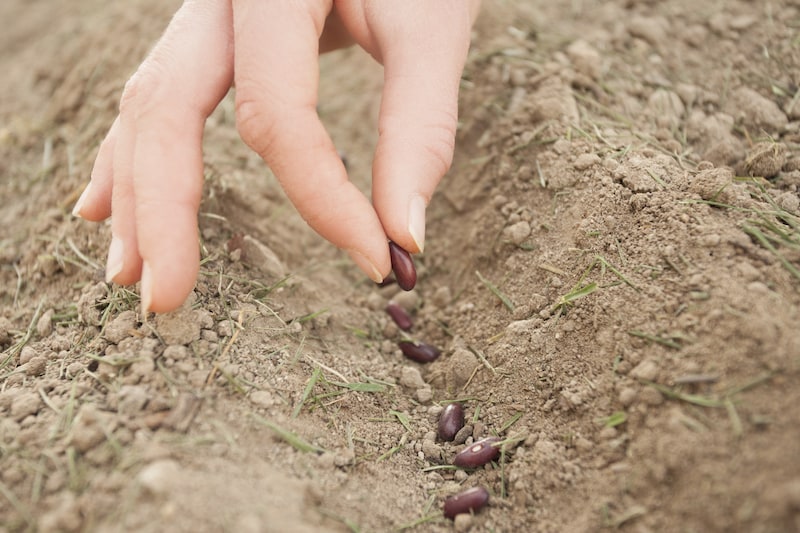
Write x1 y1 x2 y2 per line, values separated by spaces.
137 459 181 496
416 385 433 404
105 310 137 344
36 309 54 338
19 345 37 365
630 359 660 382
11 392 41 421
503 221 531 245
454 513 474 532
400 367 426 390
155 305 201 345
574 153 601 170
25 355 47 377
618 387 638 407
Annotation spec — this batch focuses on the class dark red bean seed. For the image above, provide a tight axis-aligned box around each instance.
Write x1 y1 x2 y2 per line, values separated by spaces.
388 241 417 291
452 436 502 468
398 341 441 363
438 403 465 442
386 301 413 331
443 486 490 520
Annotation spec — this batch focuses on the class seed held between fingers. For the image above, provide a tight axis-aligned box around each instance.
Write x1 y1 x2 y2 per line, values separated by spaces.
388 241 416 291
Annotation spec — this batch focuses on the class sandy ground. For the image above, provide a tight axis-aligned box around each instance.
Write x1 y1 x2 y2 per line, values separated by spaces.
1 0 799 531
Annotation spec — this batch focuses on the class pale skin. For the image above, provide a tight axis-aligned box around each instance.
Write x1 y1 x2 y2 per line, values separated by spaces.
72 0 481 314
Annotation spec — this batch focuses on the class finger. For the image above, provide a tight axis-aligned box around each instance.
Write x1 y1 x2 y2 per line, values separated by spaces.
232 0 390 282
73 117 119 221
123 0 234 313
366 2 474 254
107 113 142 286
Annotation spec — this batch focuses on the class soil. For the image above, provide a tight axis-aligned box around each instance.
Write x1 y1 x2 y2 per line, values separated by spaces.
2 1 799 532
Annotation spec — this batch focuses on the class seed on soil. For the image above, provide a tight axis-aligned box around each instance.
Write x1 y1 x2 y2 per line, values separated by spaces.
399 341 441 363
453 436 502 468
388 241 416 291
438 402 465 442
443 486 490 520
386 301 413 331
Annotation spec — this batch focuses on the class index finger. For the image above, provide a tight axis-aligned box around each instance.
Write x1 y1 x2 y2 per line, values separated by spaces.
231 0 390 282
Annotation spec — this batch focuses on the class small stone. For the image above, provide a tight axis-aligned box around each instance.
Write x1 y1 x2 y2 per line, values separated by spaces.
25 355 47 377
36 309 54 338
137 459 180 496
154 305 201 346
503 221 531 245
0 316 13 346
630 360 660 382
117 386 149 415
11 392 41 421
250 390 275 407
68 404 115 453
400 367 426 390
416 385 433 404
729 87 788 133
421 439 443 463
104 311 137 344
574 153 601 170
448 348 479 390
453 513 474 532
744 142 786 178
453 424 474 445
19 345 37 365
639 386 665 406
618 387 638 407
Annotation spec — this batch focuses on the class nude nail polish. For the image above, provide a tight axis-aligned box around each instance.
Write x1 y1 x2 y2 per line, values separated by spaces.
408 195 427 254
105 236 124 283
348 249 384 284
140 261 153 315
72 182 92 218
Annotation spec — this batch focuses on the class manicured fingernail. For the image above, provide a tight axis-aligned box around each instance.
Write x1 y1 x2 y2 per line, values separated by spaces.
72 182 92 218
408 195 427 254
140 261 153 315
347 249 384 284
105 236 124 283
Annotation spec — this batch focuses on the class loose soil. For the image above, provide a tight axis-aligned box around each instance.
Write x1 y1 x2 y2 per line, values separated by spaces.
2 1 799 532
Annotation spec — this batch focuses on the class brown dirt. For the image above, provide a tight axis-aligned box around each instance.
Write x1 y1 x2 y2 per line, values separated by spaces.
2 1 800 532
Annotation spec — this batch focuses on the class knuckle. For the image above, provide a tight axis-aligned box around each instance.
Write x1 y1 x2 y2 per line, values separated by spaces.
234 95 280 158
119 65 165 118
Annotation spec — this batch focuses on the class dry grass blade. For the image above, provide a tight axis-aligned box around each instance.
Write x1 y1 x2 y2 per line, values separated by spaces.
251 414 327 454
475 270 515 312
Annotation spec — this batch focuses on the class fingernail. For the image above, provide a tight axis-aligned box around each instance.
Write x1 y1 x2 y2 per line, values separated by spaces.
140 261 153 315
72 182 92 218
347 249 384 284
408 195 427 253
105 236 124 283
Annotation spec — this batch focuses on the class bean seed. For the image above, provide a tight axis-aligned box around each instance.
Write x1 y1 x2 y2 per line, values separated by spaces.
443 486 490 519
438 403 465 442
398 341 441 363
388 241 416 291
386 301 413 331
452 436 501 468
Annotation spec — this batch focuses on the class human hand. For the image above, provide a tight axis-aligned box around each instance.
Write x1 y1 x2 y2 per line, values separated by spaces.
72 0 480 313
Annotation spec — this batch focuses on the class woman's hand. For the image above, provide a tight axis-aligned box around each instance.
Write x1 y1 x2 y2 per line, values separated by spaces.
72 0 480 313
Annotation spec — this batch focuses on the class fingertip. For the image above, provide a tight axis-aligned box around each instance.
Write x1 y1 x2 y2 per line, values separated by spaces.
348 248 387 284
